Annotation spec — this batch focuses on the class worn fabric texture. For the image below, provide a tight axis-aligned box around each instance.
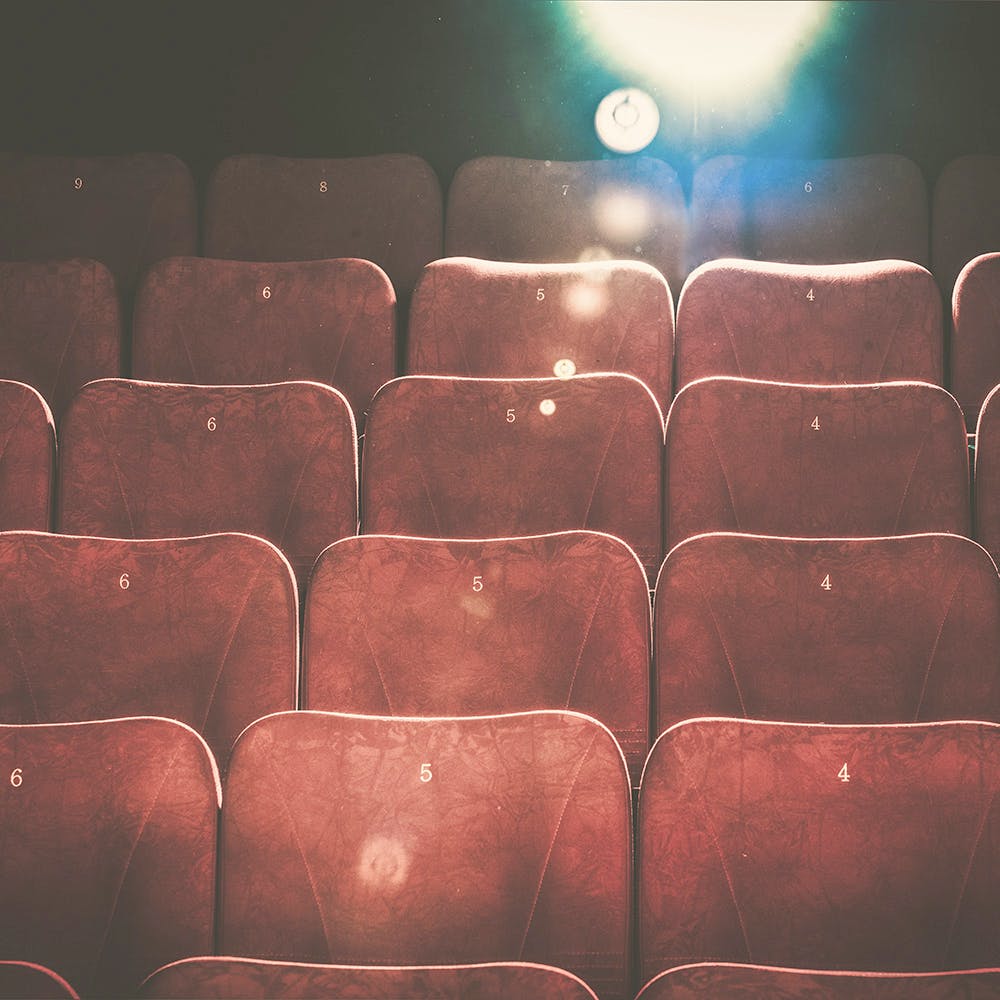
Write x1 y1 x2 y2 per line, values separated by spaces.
304 531 650 782
57 378 358 591
445 156 687 298
133 256 395 430
0 259 121 421
203 154 442 297
362 374 663 578
408 257 673 411
0 532 297 769
675 259 942 391
639 719 1000 982
221 710 631 1000
664 377 970 549
654 532 1000 733
0 717 220 998
0 380 54 531
689 154 928 273
139 958 599 999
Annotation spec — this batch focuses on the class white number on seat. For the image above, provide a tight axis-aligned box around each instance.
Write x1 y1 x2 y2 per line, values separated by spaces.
74 176 84 190
319 180 328 193
420 763 432 783
119 573 130 590
811 416 820 431
207 416 217 431
10 768 22 787
838 762 850 783
820 574 831 591
561 184 569 196
262 285 271 299
472 575 483 592
804 180 813 192
806 287 815 301
506 408 515 423
536 288 545 301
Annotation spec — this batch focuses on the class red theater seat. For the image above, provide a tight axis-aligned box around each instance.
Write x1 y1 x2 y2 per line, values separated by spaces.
133 256 395 430
139 958 599 999
932 155 1000 299
58 379 358 590
304 531 650 782
973 384 1000 569
445 155 687 297
0 717 220 998
0 532 297 768
675 259 942 391
664 377 969 550
638 719 1000 983
0 153 196 301
0 380 54 532
951 252 1000 424
203 153 442 297
0 962 79 999
408 257 673 411
0 259 121 421
654 532 1000 734
362 374 663 578
636 964 1000 998
688 154 928 273
221 710 631 1000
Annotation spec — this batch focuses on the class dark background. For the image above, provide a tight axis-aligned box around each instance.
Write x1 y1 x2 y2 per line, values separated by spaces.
1 1 996 195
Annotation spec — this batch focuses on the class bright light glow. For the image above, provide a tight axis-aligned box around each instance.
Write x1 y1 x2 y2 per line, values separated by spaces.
539 399 557 416
592 185 651 246
553 358 577 378
595 87 660 153
576 1 829 112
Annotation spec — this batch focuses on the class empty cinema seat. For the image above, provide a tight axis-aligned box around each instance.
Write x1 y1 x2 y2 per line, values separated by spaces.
0 531 297 768
635 964 1000 999
58 379 358 589
654 532 1000 734
951 252 1000 424
139 958 599 999
407 257 674 411
304 531 651 782
638 718 1000 984
0 380 54 532
362 374 664 578
973 383 1000 568
220 710 631 1000
932 155 1000 299
445 155 688 297
675 259 943 391
202 153 442 297
0 717 220 998
664 377 969 550
0 962 79 999
688 154 928 273
133 256 395 429
0 259 121 421
0 153 197 302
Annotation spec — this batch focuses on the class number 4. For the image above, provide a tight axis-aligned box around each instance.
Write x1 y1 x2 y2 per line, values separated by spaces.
838 762 850 783
806 288 815 301
811 416 820 431
820 574 831 591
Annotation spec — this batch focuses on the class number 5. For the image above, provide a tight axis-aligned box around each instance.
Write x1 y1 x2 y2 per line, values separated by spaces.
420 763 432 783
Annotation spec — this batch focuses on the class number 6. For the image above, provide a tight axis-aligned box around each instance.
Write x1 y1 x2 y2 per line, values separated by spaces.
119 573 130 590
207 416 217 431
10 768 22 787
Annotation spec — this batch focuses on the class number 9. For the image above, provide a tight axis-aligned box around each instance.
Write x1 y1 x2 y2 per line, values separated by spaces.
74 176 83 190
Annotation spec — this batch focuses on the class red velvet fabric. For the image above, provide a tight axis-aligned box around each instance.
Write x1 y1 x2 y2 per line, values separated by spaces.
0 259 121 421
664 377 969 550
675 259 942 391
408 257 673 411
203 154 442 296
0 380 54 531
639 719 1000 983
139 958 599 999
973 384 1000 569
654 532 1000 734
221 710 631 1000
951 252 1000 423
0 531 298 769
304 531 651 782
0 717 220 998
445 156 687 297
932 155 1000 298
0 962 79 999
362 374 664 578
689 154 928 274
57 378 358 591
637 963 1000 999
0 153 196 299
132 256 395 430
